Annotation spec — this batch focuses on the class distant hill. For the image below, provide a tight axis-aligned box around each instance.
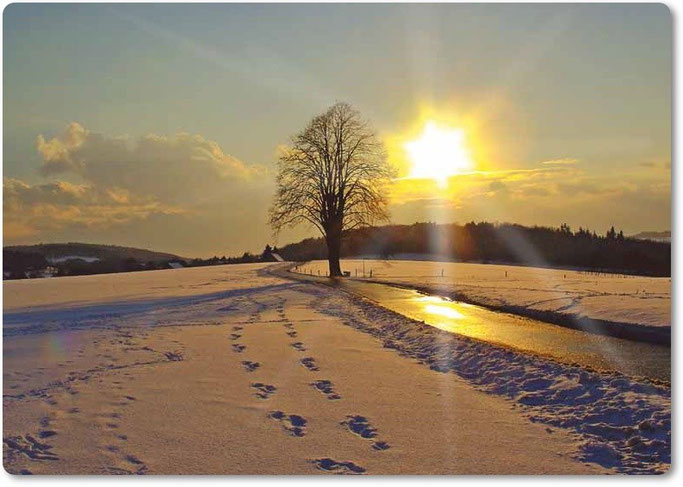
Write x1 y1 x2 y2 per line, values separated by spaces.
631 231 671 243
3 242 281 280
4 243 183 264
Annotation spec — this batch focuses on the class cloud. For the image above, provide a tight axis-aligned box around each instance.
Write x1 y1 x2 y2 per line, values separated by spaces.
5 123 271 248
389 165 582 206
540 158 579 166
3 177 184 240
36 122 88 174
488 180 508 193
639 159 671 170
386 160 669 234
36 122 265 205
389 168 670 236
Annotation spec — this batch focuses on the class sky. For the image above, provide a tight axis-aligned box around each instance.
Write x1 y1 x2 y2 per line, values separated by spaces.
2 3 671 257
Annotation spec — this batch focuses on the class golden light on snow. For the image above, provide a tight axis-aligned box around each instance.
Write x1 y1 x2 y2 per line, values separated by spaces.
404 121 473 188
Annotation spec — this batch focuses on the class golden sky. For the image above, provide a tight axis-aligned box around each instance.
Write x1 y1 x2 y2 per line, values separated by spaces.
2 4 671 257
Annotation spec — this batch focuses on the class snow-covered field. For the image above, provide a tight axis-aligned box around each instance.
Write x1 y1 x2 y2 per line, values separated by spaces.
2 263 670 474
3 263 272 312
297 259 671 329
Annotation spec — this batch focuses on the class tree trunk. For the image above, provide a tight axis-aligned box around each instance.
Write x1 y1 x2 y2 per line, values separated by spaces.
326 224 343 277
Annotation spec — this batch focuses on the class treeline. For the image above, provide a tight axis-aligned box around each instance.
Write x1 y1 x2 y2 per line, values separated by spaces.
187 245 281 267
3 250 50 279
4 224 669 279
3 245 281 279
278 222 670 277
52 257 181 276
188 253 263 267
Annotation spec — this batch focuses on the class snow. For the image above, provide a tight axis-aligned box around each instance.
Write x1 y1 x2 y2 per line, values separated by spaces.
296 259 671 329
315 284 670 473
47 255 100 263
3 263 271 312
2 263 669 474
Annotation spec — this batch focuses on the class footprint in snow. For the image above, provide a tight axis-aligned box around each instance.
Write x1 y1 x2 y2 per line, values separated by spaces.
341 415 390 451
300 357 319 372
268 411 307 437
311 380 341 400
164 351 183 361
251 383 277 399
312 458 366 474
241 361 260 372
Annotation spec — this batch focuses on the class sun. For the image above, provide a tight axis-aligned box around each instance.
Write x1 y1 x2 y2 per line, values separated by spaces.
404 121 473 187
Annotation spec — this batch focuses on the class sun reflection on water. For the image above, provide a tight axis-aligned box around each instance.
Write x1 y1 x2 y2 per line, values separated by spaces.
423 304 465 320
414 295 470 321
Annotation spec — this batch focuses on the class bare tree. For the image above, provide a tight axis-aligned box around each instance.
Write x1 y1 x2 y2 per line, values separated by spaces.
270 102 394 276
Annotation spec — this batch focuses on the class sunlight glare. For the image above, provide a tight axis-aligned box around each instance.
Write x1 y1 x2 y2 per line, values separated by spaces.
404 121 473 187
423 304 465 320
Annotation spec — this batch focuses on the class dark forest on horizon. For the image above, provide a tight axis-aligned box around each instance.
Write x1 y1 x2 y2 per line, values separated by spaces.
277 222 670 277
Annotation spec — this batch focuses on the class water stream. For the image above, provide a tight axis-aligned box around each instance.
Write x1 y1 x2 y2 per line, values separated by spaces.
291 272 670 382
